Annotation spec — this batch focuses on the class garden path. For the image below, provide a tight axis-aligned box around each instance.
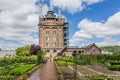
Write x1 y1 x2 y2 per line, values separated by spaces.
27 60 58 80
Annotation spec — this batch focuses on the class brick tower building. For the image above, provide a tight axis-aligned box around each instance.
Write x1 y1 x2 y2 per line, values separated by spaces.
38 11 69 56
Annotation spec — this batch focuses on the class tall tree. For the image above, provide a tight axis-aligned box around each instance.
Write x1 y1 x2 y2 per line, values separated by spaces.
16 45 30 56
30 44 41 55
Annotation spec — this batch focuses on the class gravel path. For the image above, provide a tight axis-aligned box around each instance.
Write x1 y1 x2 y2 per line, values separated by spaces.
27 60 58 80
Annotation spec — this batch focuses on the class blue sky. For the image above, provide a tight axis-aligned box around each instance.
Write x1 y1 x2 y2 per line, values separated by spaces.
0 0 120 49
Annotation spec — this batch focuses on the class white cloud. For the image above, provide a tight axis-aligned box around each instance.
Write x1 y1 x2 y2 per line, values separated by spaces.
0 0 49 49
96 37 120 47
70 12 120 46
51 0 103 13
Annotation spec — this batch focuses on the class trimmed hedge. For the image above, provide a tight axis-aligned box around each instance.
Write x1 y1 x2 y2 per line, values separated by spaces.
109 60 120 65
85 74 113 80
108 65 120 71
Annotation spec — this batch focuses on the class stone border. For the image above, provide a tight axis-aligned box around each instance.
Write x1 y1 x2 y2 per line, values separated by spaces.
55 62 64 80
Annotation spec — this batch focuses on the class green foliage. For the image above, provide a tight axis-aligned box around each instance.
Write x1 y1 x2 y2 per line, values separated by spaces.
9 64 34 75
55 57 73 66
37 50 44 64
76 54 108 65
55 62 64 80
0 64 34 80
0 48 1 51
86 75 113 80
108 65 120 71
109 60 120 65
57 61 68 66
0 56 37 66
17 64 41 80
0 56 37 80
55 54 113 65
110 53 120 60
16 45 30 56
30 44 41 55
101 46 120 53
0 75 14 80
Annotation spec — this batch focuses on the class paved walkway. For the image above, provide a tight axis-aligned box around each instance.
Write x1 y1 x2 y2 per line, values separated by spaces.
27 60 58 80
40 60 58 80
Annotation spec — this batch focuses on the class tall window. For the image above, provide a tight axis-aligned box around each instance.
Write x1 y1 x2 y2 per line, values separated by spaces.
53 31 56 35
53 37 56 41
46 43 49 47
46 37 49 41
46 31 49 34
53 43 56 47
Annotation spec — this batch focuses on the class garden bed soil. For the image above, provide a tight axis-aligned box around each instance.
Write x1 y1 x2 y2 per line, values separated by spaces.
60 66 74 80
86 65 119 75
77 65 99 76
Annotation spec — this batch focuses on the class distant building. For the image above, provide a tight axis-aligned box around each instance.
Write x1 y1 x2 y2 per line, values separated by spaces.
62 43 102 56
38 10 101 57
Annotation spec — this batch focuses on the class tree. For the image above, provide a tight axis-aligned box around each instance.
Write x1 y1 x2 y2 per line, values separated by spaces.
16 45 30 56
0 48 1 51
30 44 41 55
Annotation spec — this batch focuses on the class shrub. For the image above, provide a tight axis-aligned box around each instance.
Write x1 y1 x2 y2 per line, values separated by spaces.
108 65 120 71
55 62 64 80
37 50 43 64
9 64 34 75
86 74 113 80
0 75 14 80
109 60 120 65
16 45 31 56
57 61 68 66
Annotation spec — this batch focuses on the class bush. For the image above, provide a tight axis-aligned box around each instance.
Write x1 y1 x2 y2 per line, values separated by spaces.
0 56 37 66
16 45 31 56
55 62 64 80
37 50 43 64
86 74 113 80
57 61 68 66
0 75 14 80
108 65 120 71
9 64 34 75
109 60 120 65
17 64 41 80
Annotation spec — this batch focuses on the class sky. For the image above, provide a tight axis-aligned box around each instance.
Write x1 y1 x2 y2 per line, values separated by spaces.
0 0 120 50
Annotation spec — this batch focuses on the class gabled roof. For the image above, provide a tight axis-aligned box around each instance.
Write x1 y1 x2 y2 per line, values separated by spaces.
83 43 101 51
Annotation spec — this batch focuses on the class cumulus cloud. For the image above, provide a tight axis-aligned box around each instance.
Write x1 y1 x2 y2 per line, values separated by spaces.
0 0 49 49
70 12 120 46
51 0 103 13
96 37 120 47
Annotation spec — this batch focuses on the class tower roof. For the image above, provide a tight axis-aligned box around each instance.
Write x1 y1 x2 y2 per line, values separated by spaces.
45 11 56 18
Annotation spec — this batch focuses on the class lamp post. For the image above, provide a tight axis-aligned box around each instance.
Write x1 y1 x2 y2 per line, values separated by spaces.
72 52 77 80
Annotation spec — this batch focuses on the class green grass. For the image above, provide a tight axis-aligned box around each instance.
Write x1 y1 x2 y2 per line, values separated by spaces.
9 64 34 75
